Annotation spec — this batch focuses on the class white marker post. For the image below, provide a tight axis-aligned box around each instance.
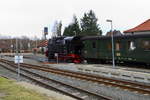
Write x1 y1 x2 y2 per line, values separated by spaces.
55 53 58 64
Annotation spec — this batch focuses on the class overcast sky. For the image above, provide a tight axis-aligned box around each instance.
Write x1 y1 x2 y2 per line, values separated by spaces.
0 0 149 38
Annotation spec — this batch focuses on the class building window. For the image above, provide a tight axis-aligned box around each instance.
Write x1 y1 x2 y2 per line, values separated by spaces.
141 40 150 50
128 41 136 50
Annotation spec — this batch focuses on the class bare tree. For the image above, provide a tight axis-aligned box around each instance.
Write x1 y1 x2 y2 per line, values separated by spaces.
57 21 62 36
20 36 30 50
52 20 58 38
52 20 62 37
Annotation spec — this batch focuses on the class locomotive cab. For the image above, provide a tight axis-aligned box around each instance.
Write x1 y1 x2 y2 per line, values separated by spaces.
64 36 83 63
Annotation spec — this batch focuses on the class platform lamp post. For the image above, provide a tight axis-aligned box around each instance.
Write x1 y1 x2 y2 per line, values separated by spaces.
106 19 115 68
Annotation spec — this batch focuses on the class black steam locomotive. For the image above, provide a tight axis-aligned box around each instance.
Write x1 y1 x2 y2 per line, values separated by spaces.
47 36 83 63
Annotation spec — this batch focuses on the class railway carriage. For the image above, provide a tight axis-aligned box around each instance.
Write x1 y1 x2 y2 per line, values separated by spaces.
81 34 150 64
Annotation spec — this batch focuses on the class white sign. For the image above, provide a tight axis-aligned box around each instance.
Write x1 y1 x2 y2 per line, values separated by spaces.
14 56 23 63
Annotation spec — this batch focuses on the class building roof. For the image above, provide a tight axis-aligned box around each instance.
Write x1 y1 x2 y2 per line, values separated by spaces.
124 19 150 33
106 30 123 36
81 33 150 40
0 39 11 49
37 40 48 47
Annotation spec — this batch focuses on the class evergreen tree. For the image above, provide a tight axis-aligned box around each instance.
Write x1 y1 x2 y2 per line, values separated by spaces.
63 25 74 36
72 15 81 36
63 15 81 36
80 10 102 36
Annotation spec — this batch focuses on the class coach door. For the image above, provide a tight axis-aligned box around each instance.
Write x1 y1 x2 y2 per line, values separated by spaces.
91 41 98 58
115 41 121 56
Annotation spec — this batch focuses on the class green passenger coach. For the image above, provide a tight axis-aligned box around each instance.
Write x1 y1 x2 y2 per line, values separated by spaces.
81 34 150 64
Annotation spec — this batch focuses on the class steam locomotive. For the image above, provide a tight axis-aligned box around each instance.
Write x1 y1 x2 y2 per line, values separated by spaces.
47 36 83 63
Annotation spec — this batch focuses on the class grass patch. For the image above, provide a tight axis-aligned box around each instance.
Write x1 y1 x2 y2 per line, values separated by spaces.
0 77 50 100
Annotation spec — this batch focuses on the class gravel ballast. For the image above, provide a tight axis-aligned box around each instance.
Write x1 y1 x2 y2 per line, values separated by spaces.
23 67 150 100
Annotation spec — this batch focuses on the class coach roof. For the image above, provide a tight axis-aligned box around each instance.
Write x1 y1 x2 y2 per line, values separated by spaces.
81 34 150 40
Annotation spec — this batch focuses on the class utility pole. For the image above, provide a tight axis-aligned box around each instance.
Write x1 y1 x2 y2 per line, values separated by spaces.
10 39 13 55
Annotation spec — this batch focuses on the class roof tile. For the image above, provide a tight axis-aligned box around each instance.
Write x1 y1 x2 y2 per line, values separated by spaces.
38 40 48 47
124 19 150 33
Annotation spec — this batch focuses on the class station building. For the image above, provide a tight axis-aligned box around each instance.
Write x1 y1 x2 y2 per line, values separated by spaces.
37 40 48 54
0 39 11 52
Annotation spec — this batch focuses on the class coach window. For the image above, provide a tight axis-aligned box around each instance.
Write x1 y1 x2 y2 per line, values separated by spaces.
142 40 150 50
116 42 120 51
108 43 112 50
128 41 136 50
92 42 96 48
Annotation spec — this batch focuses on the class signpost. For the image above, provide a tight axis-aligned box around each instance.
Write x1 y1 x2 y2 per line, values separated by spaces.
15 38 23 81
14 55 23 81
14 56 23 63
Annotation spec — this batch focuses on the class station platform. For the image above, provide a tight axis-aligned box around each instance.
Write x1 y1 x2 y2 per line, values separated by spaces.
44 63 150 84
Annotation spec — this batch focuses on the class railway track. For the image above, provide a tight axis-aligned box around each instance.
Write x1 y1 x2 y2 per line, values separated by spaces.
0 59 111 100
16 62 150 94
1 59 150 95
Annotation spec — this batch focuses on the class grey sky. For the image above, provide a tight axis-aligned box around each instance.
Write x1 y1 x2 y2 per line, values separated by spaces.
0 0 149 38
